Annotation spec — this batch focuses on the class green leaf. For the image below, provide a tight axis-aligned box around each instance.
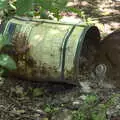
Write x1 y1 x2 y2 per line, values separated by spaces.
0 34 12 50
33 88 43 97
36 0 52 10
0 0 8 10
40 8 49 19
44 105 52 113
35 0 67 13
85 95 98 104
51 0 68 10
92 111 106 120
25 11 35 17
16 0 33 15
0 34 4 50
0 54 17 70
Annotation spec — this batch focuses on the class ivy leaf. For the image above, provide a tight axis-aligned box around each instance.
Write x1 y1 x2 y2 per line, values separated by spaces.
0 0 8 10
0 54 17 70
16 0 33 15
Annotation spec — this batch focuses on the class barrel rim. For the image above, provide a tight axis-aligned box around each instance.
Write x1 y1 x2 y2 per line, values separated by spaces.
13 16 90 27
74 25 101 81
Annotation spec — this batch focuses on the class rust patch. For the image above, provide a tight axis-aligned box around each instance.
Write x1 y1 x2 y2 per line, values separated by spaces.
1 32 60 80
12 32 30 55
65 68 74 81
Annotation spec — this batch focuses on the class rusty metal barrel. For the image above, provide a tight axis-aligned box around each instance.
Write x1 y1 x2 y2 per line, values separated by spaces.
0 16 100 84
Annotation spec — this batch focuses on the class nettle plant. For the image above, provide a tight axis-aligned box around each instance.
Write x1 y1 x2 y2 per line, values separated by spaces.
0 0 69 19
0 0 94 22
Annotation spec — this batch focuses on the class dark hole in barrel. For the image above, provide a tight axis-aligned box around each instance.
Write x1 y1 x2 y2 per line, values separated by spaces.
79 26 101 71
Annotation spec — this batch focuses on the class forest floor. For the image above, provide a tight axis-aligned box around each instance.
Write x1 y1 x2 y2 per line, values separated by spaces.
0 0 120 120
66 0 120 34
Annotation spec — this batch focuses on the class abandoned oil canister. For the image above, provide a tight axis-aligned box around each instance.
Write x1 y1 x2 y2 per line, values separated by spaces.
0 16 100 84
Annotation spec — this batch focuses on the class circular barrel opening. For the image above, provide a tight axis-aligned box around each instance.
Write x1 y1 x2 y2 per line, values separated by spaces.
79 26 101 72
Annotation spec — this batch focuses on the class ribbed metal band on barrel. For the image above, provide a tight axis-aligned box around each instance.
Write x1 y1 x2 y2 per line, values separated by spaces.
60 25 76 80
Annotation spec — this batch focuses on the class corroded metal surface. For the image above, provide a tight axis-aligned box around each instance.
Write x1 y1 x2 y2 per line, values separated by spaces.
0 17 100 83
